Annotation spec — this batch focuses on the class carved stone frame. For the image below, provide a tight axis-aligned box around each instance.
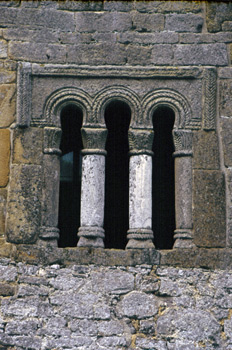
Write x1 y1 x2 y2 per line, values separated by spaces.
6 63 218 250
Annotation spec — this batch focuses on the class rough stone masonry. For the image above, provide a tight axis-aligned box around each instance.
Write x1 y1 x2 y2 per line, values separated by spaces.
0 1 231 349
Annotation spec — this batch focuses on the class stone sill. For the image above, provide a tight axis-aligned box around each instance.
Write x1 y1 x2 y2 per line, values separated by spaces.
0 243 232 269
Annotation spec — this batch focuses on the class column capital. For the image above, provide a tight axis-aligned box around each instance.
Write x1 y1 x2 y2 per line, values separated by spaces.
81 127 108 155
43 127 62 155
172 130 193 157
128 129 154 156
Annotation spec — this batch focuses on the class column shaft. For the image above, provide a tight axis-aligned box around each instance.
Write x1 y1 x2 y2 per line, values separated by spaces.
126 129 155 249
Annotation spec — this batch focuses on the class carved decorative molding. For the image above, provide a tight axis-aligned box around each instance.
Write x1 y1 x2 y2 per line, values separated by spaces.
92 86 141 127
128 129 154 155
142 89 196 129
17 62 210 131
172 130 193 157
203 68 217 130
32 64 203 79
43 127 62 155
38 88 92 127
17 62 32 127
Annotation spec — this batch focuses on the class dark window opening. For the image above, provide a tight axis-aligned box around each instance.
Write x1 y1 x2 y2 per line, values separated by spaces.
104 100 131 249
152 106 175 249
58 104 83 248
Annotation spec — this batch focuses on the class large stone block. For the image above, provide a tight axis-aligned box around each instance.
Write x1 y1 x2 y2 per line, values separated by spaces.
76 12 132 32
174 44 228 66
220 118 232 167
118 32 178 44
193 170 226 247
9 42 66 63
6 164 42 244
126 44 152 65
0 84 16 127
66 43 126 65
131 13 164 32
119 291 159 319
12 127 43 165
165 14 204 32
3 27 60 44
193 131 220 170
0 129 10 187
134 1 203 14
206 2 232 33
13 8 75 31
151 44 174 65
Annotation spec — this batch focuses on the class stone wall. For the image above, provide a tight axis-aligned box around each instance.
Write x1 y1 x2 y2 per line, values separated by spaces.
0 259 232 350
0 1 232 349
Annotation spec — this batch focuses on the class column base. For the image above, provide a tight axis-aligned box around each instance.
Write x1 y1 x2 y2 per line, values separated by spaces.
77 226 105 248
38 227 59 247
126 229 155 249
173 229 196 248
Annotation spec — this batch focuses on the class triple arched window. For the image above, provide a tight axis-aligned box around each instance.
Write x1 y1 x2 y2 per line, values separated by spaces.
58 100 183 250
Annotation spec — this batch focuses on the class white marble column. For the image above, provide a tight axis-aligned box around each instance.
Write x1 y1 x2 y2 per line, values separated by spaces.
77 128 107 248
126 129 155 249
173 130 195 248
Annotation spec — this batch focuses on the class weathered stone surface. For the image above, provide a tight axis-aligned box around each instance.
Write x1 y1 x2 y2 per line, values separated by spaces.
174 44 228 65
126 45 152 65
179 32 232 43
12 127 43 165
0 39 7 58
193 131 220 170
0 265 17 282
132 12 164 32
0 84 16 127
66 43 126 65
6 164 42 244
92 269 134 294
0 282 15 296
41 154 60 230
219 80 232 117
151 44 174 65
0 129 10 187
222 21 232 32
118 32 178 44
157 309 220 344
193 170 226 247
9 42 66 63
206 2 232 33
3 27 60 44
3 8 75 31
134 1 203 14
174 156 192 230
5 320 39 335
220 118 232 167
0 69 16 84
0 189 7 238
76 12 132 32
58 1 103 11
165 14 204 32
119 291 158 319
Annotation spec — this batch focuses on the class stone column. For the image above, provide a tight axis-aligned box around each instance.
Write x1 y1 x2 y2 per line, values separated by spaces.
77 128 108 248
172 130 195 248
126 129 155 249
39 127 61 246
